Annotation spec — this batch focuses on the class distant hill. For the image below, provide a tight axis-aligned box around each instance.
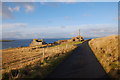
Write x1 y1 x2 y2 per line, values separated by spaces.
0 40 15 42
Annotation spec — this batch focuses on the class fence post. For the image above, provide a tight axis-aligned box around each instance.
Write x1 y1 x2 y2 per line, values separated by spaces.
58 46 60 52
56 46 57 53
66 44 68 49
43 48 45 59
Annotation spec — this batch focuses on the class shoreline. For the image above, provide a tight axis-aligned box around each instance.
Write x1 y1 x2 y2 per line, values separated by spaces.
0 40 15 42
1 37 88 50
1 35 119 79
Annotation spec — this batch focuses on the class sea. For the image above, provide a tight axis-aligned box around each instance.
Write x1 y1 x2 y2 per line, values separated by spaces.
1 38 92 49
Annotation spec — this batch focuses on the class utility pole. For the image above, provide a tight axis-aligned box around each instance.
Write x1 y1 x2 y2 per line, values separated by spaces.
79 28 80 36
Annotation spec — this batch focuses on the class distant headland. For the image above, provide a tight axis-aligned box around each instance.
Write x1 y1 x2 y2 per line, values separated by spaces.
0 40 15 42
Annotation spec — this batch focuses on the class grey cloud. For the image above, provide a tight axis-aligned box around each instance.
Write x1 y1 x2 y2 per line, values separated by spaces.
2 23 27 29
8 6 20 12
1 2 14 19
2 31 72 39
21 2 35 12
12 2 35 12
1 2 35 19
2 24 118 39
2 31 23 39
82 27 118 37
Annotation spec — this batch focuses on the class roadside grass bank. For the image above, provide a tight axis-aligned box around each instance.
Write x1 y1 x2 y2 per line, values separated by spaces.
2 41 82 80
89 35 119 79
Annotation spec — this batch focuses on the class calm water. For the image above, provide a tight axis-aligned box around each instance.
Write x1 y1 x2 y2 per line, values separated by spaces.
1 38 91 49
1 38 69 49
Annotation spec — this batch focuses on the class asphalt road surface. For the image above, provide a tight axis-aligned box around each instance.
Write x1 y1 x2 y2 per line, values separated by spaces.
46 41 109 79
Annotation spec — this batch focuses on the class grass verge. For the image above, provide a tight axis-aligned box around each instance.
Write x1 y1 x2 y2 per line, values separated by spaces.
2 41 81 80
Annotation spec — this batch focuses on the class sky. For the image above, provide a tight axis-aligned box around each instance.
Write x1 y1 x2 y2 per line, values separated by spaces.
0 1 118 39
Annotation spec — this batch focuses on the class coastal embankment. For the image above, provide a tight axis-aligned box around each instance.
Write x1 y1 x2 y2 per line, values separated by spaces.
1 36 83 79
89 35 119 78
1 35 119 79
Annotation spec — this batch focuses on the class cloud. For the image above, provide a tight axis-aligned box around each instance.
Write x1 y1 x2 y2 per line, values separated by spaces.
81 27 118 37
62 24 118 37
2 23 28 39
2 31 25 39
2 23 118 39
2 23 27 29
14 2 35 12
1 2 14 19
23 3 35 12
3 24 118 39
8 6 20 12
0 2 35 19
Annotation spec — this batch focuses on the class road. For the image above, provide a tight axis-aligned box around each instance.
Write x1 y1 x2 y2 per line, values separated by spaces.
46 41 109 78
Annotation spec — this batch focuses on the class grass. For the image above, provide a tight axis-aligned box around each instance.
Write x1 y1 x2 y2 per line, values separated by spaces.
2 41 82 80
0 72 2 80
2 47 76 79
52 41 83 48
89 35 119 78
